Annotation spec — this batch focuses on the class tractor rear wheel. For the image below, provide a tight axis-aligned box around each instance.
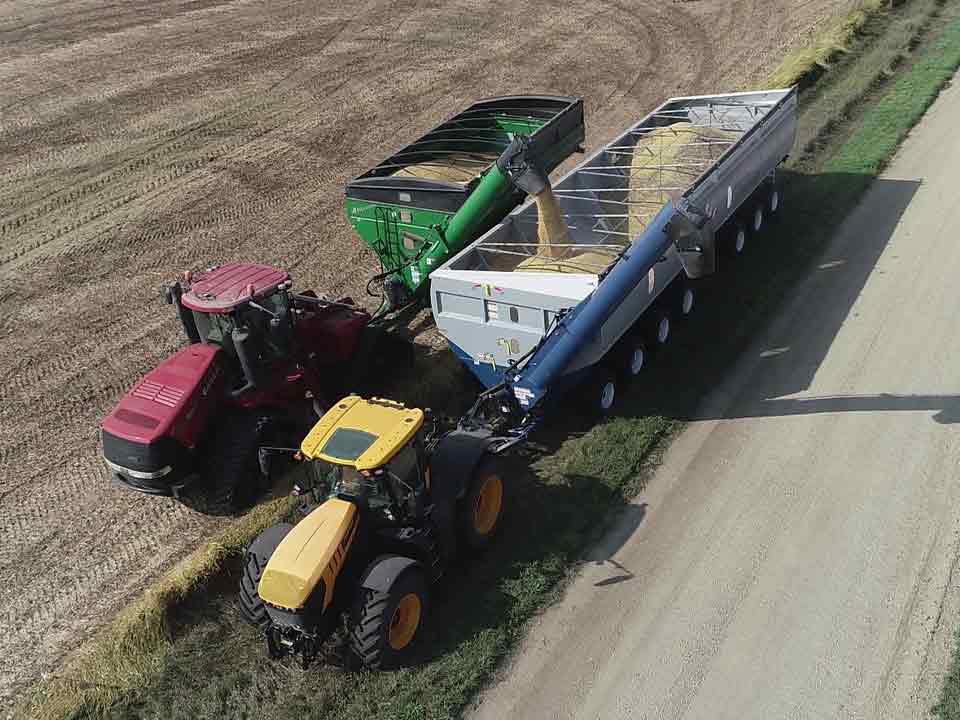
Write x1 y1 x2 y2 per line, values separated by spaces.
458 458 505 551
238 522 294 628
349 563 429 670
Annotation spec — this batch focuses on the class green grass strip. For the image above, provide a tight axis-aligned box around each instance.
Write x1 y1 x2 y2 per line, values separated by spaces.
828 17 960 176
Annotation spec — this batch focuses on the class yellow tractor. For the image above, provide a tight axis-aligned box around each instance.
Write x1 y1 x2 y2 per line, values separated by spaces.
239 395 505 669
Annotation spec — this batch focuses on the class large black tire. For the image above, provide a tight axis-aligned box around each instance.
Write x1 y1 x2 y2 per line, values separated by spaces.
205 413 282 515
238 522 294 628
458 457 506 551
349 563 429 670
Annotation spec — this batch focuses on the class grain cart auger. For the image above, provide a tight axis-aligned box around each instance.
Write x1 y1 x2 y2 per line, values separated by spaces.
240 395 504 669
345 96 585 316
100 264 396 512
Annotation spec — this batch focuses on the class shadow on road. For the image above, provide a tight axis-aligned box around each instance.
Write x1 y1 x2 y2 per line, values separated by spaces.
615 172 934 424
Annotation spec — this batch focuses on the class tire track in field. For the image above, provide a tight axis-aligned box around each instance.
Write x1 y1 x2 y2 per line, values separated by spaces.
0 104 313 266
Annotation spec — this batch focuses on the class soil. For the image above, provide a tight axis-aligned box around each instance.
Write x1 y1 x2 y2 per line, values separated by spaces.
0 0 855 708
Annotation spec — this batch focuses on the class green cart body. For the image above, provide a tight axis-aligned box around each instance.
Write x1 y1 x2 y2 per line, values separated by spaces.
345 96 584 303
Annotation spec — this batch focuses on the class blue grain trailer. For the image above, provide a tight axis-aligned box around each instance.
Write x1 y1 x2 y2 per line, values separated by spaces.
429 88 798 445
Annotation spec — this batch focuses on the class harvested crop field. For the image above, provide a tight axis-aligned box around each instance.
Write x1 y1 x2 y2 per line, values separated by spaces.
0 0 856 708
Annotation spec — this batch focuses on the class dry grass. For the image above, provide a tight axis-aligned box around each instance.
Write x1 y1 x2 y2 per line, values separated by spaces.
19 495 299 720
768 0 890 88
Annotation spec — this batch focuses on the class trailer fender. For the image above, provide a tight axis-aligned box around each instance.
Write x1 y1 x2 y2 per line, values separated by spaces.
359 555 422 593
430 429 495 503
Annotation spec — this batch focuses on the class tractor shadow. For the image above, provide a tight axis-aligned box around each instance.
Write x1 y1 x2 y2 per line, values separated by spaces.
407 451 648 667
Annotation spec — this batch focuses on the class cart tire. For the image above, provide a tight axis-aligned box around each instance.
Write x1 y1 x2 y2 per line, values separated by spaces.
349 563 428 670
752 203 764 233
646 308 671 348
721 222 748 259
458 458 505 551
579 367 618 416
621 338 647 377
677 283 695 320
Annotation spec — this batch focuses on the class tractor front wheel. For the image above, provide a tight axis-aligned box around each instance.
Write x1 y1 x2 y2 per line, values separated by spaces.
349 564 429 670
458 458 505 551
183 411 284 515
238 522 294 629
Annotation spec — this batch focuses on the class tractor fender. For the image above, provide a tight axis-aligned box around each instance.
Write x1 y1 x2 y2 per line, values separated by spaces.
429 429 495 505
359 555 422 593
247 522 294 563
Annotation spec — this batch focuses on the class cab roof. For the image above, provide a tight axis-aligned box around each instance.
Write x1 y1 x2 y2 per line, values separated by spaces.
180 263 290 313
300 396 424 471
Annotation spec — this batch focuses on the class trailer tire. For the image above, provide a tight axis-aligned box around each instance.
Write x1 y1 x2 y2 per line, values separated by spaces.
721 222 748 259
646 309 671 348
676 283 695 320
579 367 618 416
349 562 428 670
770 186 781 214
458 457 505 551
620 337 647 378
752 203 764 233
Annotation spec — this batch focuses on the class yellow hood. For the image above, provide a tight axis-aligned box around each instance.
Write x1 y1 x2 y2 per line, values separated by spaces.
258 498 357 610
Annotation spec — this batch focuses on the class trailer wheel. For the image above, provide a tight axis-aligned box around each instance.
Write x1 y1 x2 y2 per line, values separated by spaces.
458 458 505 551
721 222 748 258
770 186 781 214
752 203 764 233
349 563 428 670
625 341 647 377
677 284 695 319
646 308 671 348
579 367 618 416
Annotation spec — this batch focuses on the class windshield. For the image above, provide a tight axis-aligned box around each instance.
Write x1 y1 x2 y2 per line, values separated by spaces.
312 462 392 512
320 428 379 462
193 311 236 350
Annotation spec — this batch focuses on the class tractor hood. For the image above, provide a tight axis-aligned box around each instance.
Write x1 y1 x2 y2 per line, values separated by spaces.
102 343 223 446
259 498 358 611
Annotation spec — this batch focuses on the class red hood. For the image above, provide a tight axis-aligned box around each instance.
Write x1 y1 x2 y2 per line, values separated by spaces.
102 344 223 445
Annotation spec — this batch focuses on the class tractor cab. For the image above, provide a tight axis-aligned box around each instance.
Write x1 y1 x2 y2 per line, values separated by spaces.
297 395 428 523
169 263 295 397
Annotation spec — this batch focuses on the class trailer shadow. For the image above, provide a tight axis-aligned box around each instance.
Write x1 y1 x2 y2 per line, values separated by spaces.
611 172 950 426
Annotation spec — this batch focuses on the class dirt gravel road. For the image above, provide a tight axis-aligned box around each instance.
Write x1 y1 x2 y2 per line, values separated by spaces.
471 74 960 720
0 0 855 707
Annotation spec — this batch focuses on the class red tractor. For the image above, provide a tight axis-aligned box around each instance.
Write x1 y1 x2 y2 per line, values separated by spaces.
101 262 380 511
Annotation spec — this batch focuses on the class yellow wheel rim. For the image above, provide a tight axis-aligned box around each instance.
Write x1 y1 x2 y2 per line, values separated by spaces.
388 593 422 651
473 473 503 536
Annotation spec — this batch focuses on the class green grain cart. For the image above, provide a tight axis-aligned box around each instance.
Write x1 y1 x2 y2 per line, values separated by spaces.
345 96 584 313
